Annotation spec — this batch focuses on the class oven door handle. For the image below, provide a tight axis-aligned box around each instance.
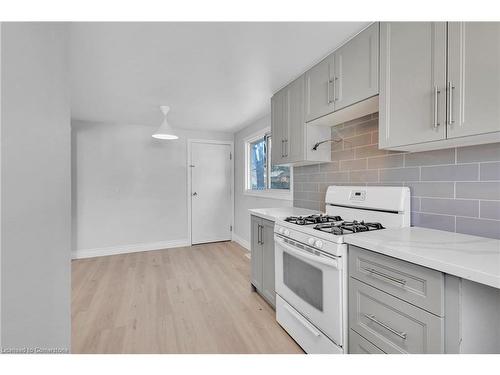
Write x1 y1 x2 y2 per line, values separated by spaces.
275 237 339 269
283 303 321 337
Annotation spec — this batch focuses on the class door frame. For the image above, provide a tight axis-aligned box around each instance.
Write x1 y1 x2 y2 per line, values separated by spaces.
187 139 234 246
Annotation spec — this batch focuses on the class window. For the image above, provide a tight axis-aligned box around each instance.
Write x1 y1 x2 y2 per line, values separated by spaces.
245 128 292 200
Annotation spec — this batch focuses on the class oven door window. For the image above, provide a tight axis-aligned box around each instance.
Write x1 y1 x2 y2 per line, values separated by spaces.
283 251 323 311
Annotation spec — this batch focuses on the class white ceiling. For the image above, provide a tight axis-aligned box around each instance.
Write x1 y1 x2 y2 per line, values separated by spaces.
70 22 370 132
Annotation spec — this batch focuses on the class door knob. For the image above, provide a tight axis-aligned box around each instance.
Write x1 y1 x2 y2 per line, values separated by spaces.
192 192 198 196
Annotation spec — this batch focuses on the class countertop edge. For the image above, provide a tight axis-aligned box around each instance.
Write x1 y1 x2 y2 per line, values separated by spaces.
248 210 277 222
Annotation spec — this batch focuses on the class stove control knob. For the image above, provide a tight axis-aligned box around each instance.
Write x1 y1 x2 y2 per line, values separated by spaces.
314 240 323 249
278 227 284 234
284 229 290 236
308 238 315 246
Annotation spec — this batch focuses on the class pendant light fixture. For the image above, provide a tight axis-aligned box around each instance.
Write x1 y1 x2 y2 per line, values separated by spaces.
152 105 178 140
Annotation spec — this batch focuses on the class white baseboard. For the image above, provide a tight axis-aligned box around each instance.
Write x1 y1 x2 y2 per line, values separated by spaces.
231 232 250 251
72 239 189 260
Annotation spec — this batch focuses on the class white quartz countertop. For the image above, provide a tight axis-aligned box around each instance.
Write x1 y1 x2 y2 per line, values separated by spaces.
345 227 500 289
248 207 320 222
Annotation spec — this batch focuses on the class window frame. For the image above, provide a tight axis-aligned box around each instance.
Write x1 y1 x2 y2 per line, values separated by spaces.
243 127 293 201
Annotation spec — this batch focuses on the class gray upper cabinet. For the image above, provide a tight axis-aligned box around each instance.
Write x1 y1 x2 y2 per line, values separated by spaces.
379 22 447 149
272 24 382 166
305 23 380 123
379 22 500 151
305 55 335 122
271 74 331 166
334 23 379 111
286 75 305 163
271 88 288 166
447 22 500 139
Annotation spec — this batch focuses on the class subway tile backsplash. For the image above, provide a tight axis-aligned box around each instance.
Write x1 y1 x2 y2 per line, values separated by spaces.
294 113 500 239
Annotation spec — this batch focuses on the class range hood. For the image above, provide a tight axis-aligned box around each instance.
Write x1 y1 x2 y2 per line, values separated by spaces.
306 95 379 127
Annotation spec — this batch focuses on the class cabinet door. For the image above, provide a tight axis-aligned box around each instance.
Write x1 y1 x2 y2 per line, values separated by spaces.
271 94 281 166
281 89 290 163
447 22 500 138
379 22 447 149
334 23 379 111
261 219 276 307
305 54 335 122
271 89 288 165
286 75 305 163
250 216 263 291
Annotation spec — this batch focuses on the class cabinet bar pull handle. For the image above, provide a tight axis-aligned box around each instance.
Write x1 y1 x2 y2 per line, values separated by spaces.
333 76 338 102
364 314 407 340
284 139 288 157
281 139 284 158
327 79 334 104
433 86 440 128
361 266 407 286
447 81 455 126
327 64 332 104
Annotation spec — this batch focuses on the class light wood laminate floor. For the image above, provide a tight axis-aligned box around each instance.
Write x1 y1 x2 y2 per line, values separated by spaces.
72 241 303 354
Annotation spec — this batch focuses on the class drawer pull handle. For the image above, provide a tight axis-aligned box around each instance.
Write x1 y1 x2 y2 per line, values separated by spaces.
364 314 407 340
362 267 407 286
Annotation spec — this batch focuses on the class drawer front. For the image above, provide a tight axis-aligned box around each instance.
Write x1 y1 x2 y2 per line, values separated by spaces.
349 245 444 316
276 295 343 354
349 278 444 354
349 329 385 354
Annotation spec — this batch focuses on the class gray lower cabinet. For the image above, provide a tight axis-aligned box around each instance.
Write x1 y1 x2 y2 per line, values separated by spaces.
349 246 444 316
349 278 444 354
348 244 445 354
250 215 263 291
348 245 500 354
349 329 385 354
250 215 275 307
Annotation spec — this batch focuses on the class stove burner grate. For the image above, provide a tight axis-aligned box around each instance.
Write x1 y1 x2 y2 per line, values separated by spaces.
284 214 342 225
314 220 385 235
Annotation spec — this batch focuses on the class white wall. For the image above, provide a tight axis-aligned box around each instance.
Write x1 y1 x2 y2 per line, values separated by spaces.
1 23 71 351
72 120 233 257
233 115 292 248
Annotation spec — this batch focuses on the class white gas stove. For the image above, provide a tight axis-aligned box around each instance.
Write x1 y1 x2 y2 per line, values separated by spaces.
274 185 410 354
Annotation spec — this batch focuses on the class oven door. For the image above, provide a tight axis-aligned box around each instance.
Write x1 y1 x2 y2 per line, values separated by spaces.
275 234 343 346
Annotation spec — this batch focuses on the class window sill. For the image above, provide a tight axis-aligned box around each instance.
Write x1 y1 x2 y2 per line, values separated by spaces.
243 189 292 201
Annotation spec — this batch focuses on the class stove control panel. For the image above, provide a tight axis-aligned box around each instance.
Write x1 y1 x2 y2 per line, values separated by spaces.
349 190 366 202
274 222 346 257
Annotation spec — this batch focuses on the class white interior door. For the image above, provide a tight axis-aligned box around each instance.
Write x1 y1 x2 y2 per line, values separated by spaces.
190 141 232 245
